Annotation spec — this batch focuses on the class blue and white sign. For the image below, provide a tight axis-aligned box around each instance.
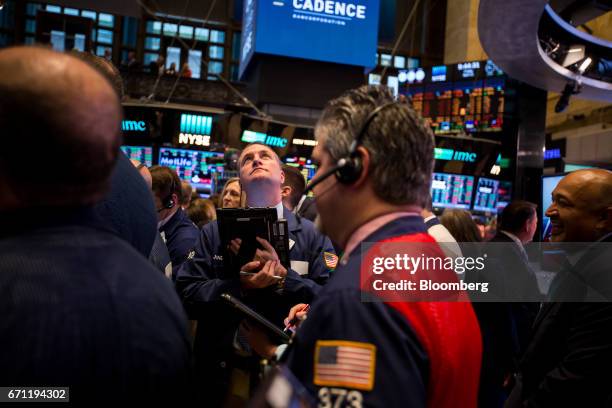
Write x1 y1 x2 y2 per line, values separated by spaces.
239 0 380 78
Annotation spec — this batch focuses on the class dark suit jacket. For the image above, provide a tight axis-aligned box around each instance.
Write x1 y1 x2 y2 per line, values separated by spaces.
0 208 192 404
467 233 541 407
506 233 612 407
296 196 317 222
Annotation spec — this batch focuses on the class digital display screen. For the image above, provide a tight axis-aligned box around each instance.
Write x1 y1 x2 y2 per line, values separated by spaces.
158 147 224 192
484 59 504 77
451 80 483 133
481 77 505 131
120 145 153 167
542 175 564 241
398 67 427 84
473 177 500 212
430 173 474 209
239 0 381 78
422 82 452 133
452 61 483 80
399 59 507 134
496 181 512 212
431 65 448 82
284 156 317 183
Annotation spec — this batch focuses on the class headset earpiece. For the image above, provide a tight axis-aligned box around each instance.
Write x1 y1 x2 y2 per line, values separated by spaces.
335 156 362 185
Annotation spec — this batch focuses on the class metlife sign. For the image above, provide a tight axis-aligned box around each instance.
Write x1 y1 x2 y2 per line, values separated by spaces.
239 0 380 78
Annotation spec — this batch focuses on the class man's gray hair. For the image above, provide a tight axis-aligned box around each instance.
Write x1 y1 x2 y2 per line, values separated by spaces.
316 85 434 206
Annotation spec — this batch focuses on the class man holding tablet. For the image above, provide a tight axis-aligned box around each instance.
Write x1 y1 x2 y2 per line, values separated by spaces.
176 143 336 406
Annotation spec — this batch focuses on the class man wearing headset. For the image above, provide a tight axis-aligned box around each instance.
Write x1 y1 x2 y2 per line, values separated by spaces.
151 166 199 280
276 86 482 407
175 143 336 406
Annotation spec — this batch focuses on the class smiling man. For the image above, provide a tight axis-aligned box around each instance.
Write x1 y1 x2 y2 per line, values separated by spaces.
175 143 335 405
507 169 612 407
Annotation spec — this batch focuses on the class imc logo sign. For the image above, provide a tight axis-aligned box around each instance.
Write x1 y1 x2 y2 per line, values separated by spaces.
178 114 213 147
241 130 288 148
435 148 477 163
122 120 146 132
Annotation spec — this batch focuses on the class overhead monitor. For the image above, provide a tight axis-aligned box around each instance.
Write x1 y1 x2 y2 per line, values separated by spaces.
481 77 505 131
158 147 224 192
472 177 500 212
239 0 381 78
430 173 475 210
452 60 483 80
120 145 153 167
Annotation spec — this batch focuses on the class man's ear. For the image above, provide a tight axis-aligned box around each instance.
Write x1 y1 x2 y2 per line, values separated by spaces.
597 206 612 234
281 185 292 199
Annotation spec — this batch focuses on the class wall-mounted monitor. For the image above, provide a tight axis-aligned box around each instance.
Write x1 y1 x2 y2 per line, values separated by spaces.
472 177 500 212
431 173 474 210
158 147 224 192
120 145 153 167
284 156 317 184
496 181 512 212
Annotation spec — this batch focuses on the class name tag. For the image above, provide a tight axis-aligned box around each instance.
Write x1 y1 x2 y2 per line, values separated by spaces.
290 260 309 276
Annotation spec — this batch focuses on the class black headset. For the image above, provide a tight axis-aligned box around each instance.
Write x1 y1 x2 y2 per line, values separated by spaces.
303 101 398 194
158 177 177 212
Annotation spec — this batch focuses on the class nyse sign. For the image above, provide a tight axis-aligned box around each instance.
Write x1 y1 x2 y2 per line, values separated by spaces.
178 133 211 147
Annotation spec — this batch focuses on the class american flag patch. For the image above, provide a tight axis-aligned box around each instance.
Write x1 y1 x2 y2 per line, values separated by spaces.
323 252 338 269
314 340 376 391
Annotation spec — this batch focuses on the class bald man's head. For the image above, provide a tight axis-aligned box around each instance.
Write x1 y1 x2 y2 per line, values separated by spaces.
545 169 612 242
0 47 122 210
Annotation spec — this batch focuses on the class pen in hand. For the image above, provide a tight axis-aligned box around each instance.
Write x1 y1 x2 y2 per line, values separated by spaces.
283 304 310 333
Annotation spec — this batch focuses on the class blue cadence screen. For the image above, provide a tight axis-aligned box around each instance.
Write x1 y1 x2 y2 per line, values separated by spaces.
240 0 380 78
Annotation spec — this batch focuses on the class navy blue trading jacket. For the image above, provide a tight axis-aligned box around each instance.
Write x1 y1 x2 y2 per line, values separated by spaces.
283 215 482 408
175 207 335 401
159 207 200 280
0 207 192 404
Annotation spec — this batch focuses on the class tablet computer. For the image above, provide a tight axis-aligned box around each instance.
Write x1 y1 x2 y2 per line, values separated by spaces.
221 293 291 344
217 207 278 276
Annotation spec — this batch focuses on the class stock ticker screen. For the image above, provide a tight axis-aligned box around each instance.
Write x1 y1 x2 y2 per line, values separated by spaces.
158 148 224 192
401 60 506 134
284 156 318 183
120 145 153 167
431 173 474 210
472 177 500 213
